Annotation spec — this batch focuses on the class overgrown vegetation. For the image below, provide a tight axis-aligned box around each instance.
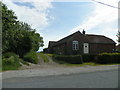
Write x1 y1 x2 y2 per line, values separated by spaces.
23 51 38 64
2 52 21 71
38 53 49 62
2 2 44 71
19 59 30 66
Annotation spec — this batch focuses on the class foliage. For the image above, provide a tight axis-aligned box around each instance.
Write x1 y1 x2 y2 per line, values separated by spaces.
2 2 44 58
53 55 83 64
46 54 54 57
19 59 30 66
2 52 21 71
117 31 120 43
23 51 38 64
64 62 98 67
38 53 49 63
95 53 120 64
82 54 96 62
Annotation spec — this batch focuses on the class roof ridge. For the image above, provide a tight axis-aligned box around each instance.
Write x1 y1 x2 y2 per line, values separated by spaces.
56 31 81 42
86 34 105 37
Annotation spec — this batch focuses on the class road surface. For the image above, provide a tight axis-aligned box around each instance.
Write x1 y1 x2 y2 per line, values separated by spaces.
3 69 118 88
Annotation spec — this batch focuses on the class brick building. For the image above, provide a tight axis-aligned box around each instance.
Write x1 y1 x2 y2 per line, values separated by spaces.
46 31 116 55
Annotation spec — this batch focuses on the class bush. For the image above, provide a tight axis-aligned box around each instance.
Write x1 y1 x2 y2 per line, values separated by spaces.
95 53 120 64
53 55 83 64
2 52 21 71
82 54 96 62
23 51 38 64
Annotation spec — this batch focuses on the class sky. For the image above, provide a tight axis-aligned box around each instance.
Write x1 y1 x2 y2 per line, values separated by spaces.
2 0 119 51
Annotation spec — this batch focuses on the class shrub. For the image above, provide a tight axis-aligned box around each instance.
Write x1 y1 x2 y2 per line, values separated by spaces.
2 52 21 71
23 51 38 64
82 54 96 62
95 53 120 64
53 55 83 64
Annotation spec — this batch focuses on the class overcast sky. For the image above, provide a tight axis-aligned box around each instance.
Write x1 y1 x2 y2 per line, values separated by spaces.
3 0 119 51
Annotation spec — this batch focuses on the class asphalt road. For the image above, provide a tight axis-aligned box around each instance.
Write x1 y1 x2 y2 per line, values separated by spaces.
3 69 118 88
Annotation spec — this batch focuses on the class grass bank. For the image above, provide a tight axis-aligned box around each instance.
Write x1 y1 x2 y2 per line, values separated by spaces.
38 53 49 63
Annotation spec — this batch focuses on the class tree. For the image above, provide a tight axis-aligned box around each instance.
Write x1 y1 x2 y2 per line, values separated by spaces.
2 2 44 57
29 31 44 51
2 3 17 53
117 31 120 44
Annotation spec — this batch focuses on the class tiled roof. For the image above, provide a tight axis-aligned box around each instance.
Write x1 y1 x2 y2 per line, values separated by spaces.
85 34 115 44
48 31 115 47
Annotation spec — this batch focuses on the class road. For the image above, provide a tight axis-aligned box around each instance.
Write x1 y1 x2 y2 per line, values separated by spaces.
3 69 118 88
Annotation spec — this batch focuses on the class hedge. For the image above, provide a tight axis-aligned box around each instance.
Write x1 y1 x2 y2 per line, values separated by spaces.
53 55 83 64
82 54 96 62
95 53 120 64
53 53 120 64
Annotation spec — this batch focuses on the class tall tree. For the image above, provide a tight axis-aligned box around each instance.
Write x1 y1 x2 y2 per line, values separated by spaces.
2 3 17 53
2 2 44 57
117 31 120 44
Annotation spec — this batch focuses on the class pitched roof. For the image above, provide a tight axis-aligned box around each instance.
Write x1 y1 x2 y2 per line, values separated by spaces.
53 31 81 46
48 31 115 47
48 41 56 47
85 34 116 44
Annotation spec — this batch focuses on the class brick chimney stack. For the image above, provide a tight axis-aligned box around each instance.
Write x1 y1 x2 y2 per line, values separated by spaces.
82 29 85 35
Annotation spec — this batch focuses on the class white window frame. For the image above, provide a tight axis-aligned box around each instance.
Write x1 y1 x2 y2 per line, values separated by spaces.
72 41 79 50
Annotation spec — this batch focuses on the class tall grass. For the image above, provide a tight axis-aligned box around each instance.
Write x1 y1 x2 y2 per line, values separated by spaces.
2 52 21 71
38 53 49 63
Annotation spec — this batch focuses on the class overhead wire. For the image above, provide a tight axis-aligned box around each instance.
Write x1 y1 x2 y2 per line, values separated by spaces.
91 0 120 9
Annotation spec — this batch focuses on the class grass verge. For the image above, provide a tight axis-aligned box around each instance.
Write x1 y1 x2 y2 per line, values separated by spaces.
64 62 119 67
38 53 49 63
20 59 30 66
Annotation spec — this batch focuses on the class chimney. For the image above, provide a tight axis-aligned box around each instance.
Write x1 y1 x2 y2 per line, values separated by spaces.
82 29 85 35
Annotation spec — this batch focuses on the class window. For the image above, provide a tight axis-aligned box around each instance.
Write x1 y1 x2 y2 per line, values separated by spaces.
72 41 79 50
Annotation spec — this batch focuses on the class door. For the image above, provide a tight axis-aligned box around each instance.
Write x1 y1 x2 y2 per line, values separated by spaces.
84 43 89 54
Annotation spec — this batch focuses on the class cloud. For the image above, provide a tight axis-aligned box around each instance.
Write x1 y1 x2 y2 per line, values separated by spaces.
3 0 53 32
70 0 118 42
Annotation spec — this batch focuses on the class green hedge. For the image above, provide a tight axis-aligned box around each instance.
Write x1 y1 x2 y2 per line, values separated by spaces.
95 53 120 64
2 52 21 71
23 51 38 64
82 54 96 62
53 55 83 64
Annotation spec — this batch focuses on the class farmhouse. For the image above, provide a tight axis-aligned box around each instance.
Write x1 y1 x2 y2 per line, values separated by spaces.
46 31 116 55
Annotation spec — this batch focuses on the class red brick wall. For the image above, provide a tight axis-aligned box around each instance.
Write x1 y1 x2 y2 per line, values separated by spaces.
53 43 66 54
51 32 115 55
89 43 115 54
